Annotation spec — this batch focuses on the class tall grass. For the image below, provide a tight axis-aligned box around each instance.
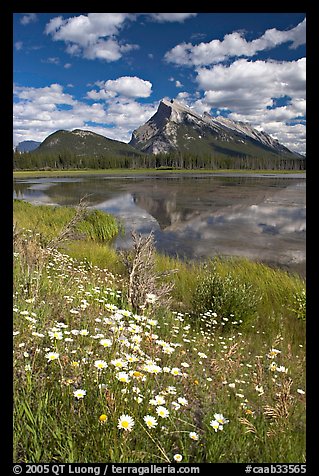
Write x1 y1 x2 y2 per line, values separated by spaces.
13 200 120 244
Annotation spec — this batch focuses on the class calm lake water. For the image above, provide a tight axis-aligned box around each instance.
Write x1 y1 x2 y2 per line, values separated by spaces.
13 173 306 276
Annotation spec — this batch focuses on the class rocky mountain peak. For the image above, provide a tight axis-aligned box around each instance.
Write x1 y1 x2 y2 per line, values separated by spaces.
129 99 299 158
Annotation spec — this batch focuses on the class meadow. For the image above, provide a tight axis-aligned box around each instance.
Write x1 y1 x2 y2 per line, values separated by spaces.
13 200 306 463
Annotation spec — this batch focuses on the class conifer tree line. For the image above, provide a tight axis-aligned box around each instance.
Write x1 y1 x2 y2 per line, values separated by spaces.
13 149 305 171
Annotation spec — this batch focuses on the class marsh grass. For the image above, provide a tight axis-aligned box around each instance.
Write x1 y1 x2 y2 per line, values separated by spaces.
13 201 306 463
13 199 119 245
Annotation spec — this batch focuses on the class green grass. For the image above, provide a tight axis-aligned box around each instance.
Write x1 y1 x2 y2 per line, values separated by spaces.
13 201 306 463
13 199 120 244
13 168 306 178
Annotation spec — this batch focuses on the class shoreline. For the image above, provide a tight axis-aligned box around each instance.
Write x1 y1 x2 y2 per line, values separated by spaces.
13 168 306 179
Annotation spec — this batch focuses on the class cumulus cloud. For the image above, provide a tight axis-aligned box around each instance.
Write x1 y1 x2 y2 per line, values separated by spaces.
13 82 157 145
196 58 306 113
87 76 152 99
173 57 306 154
44 13 197 62
45 13 138 62
165 17 306 66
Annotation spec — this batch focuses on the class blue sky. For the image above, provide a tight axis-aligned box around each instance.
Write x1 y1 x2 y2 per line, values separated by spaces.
13 13 306 154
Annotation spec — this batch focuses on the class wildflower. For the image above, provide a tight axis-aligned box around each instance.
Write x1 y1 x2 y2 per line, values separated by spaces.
297 389 305 395
177 397 188 406
210 420 220 432
147 318 158 326
276 365 288 373
143 363 162 374
166 386 177 394
154 395 166 405
143 415 158 429
269 362 277 372
25 364 32 372
94 360 108 370
132 371 143 379
181 362 190 368
48 330 63 340
99 414 108 423
100 338 112 347
214 413 229 425
116 372 130 383
228 383 236 388
171 367 182 376
267 348 281 359
156 406 170 418
198 352 208 358
189 432 199 441
73 389 86 399
80 329 89 336
173 454 183 462
171 402 181 411
111 358 128 369
117 414 135 432
45 352 60 362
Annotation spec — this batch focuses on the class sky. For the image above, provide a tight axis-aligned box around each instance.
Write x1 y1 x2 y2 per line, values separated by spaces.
13 12 306 154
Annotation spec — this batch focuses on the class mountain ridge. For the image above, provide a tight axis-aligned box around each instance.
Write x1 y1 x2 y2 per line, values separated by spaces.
16 99 303 162
129 98 301 159
33 128 141 158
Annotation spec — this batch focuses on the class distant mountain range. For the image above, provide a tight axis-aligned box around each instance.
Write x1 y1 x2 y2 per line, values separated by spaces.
15 99 303 161
15 140 41 153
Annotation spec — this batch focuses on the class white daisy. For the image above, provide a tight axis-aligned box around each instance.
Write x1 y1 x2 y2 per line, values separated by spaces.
117 414 134 432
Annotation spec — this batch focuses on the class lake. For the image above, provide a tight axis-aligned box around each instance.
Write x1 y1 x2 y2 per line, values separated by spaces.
13 173 306 276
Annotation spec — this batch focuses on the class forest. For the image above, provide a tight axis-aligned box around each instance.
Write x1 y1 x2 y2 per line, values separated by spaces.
13 149 306 171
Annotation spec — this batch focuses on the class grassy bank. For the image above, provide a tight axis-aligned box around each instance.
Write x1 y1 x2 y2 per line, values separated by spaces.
13 201 306 463
13 168 306 178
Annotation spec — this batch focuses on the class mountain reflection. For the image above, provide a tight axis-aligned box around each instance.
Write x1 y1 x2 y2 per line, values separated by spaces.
13 174 306 275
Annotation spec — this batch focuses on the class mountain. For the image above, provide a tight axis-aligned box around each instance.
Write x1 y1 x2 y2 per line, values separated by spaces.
129 98 301 159
16 140 41 153
34 129 141 157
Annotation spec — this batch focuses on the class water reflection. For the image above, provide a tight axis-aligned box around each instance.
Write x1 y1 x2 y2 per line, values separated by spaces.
13 174 306 275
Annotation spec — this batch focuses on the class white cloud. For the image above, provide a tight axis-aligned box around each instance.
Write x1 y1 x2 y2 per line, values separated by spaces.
165 18 306 66
173 57 306 154
88 76 152 99
13 82 157 146
13 83 103 145
175 80 183 88
196 58 306 113
44 13 196 62
148 13 197 23
104 98 157 130
45 13 138 62
42 57 60 65
20 13 37 25
64 63 72 69
15 41 23 51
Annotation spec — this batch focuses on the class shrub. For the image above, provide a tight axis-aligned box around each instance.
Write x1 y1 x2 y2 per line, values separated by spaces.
192 269 260 327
